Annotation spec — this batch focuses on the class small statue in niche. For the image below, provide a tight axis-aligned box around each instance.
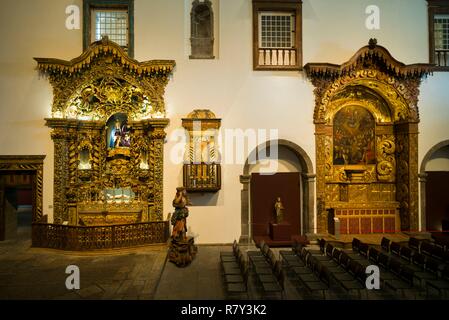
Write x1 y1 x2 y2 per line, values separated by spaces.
171 187 192 240
274 197 285 224
110 117 131 148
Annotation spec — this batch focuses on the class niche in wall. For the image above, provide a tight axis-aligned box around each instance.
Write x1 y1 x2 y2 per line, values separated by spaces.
189 0 216 59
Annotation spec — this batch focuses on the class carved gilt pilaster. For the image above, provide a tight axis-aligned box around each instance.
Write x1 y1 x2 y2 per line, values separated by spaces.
150 122 169 221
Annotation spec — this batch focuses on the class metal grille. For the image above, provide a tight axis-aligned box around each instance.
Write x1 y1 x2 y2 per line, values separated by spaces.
435 14 449 50
93 9 128 49
259 12 294 48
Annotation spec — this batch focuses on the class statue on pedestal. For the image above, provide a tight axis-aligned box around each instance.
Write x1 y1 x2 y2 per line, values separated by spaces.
274 197 285 224
171 187 191 240
168 187 197 267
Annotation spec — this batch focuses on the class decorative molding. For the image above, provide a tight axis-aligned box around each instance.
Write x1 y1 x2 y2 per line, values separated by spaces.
35 36 175 121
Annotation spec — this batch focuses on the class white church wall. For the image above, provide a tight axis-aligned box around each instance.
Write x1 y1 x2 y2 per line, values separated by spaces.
0 0 447 241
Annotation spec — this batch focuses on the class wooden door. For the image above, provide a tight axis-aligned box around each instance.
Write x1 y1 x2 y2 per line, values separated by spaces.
250 172 301 240
0 187 4 241
426 171 449 231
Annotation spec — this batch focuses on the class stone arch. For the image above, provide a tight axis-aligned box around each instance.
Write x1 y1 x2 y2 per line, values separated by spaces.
419 140 449 231
239 139 315 243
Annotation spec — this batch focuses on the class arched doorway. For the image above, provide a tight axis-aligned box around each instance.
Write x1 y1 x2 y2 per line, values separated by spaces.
239 139 315 244
420 140 449 232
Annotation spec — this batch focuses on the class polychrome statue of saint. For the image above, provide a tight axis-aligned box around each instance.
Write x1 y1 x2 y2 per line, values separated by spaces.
171 187 191 240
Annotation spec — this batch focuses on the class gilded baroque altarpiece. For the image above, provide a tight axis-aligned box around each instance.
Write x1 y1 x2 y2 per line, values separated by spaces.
35 37 175 225
305 39 433 234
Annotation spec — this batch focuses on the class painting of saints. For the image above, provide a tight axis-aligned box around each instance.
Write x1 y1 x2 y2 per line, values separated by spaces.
333 106 376 165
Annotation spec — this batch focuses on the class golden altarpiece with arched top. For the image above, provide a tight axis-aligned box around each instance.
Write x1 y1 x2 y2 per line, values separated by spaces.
33 37 174 250
305 39 433 235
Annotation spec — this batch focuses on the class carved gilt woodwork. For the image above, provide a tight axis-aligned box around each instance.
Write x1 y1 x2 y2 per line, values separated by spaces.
305 39 433 234
35 37 174 225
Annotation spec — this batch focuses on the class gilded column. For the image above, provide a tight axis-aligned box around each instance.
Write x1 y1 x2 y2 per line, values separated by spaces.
150 125 167 221
315 123 330 234
35 164 44 222
51 129 69 224
408 123 420 232
396 122 419 232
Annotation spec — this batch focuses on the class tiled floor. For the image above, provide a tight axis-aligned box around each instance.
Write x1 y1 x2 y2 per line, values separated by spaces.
0 228 167 300
0 229 444 300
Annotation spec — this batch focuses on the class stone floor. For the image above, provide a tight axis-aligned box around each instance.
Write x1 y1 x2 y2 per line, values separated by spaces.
0 228 167 300
0 229 444 300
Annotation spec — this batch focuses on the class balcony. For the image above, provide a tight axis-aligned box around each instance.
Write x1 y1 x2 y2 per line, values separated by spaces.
183 163 221 192
435 49 449 69
257 48 298 70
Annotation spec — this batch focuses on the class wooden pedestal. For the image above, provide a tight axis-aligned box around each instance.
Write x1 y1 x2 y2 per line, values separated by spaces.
269 222 292 241
168 236 198 267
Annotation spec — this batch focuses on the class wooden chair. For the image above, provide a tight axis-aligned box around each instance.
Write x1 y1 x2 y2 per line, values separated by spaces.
220 240 237 257
384 259 417 298
303 265 330 299
247 240 266 259
420 241 435 257
224 260 248 283
390 242 401 257
258 260 282 284
352 238 361 253
260 264 285 299
426 265 449 299
358 243 369 257
220 241 239 263
381 237 391 252
226 266 249 299
368 247 380 264
338 260 366 299
318 238 326 253
222 251 244 275
408 237 421 251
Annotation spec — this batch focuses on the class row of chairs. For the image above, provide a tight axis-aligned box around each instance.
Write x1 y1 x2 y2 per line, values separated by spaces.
407 237 449 262
379 237 449 297
351 238 420 297
247 241 285 298
220 240 249 298
355 237 449 298
432 233 449 251
315 241 373 298
220 240 285 299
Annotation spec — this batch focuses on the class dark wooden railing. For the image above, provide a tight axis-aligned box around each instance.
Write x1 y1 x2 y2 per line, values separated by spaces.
435 49 449 67
32 221 169 251
183 163 221 192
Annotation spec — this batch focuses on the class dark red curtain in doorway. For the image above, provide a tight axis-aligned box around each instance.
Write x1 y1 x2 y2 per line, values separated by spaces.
250 172 301 240
426 171 449 231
